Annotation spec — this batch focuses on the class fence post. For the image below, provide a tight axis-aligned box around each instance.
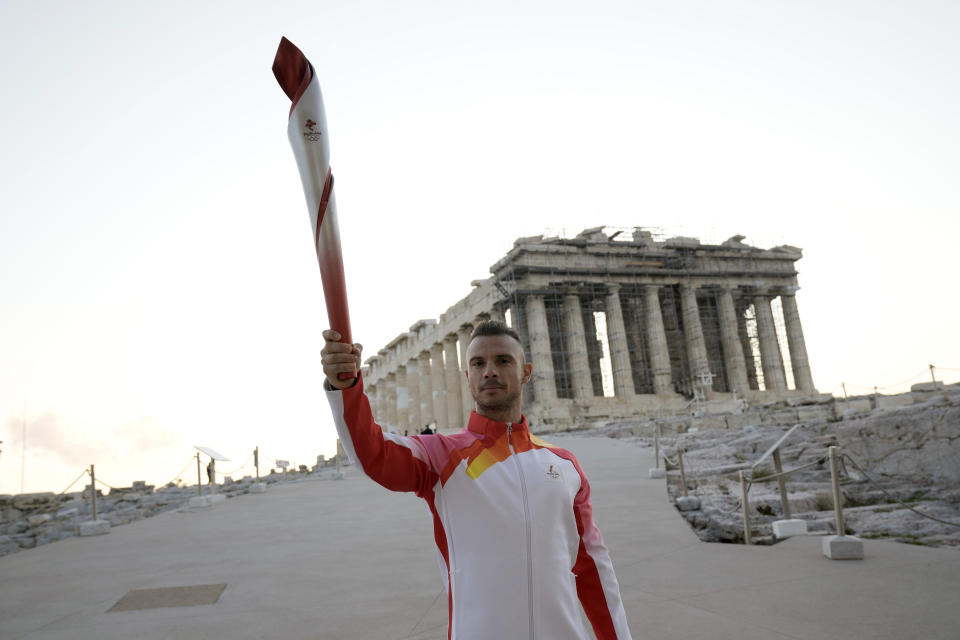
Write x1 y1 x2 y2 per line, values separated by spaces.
677 449 688 497
822 445 864 559
772 448 791 520
828 446 845 535
90 464 97 521
739 470 751 545
654 425 660 469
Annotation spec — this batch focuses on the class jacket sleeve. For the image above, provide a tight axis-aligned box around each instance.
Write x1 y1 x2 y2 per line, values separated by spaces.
569 458 633 640
324 373 438 495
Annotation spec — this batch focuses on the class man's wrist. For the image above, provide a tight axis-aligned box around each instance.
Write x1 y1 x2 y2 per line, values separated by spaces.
324 376 359 391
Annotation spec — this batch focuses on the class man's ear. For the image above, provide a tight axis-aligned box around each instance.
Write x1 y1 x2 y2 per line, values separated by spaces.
522 362 533 384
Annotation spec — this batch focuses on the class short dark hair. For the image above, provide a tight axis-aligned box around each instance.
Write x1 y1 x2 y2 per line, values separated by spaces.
469 320 521 345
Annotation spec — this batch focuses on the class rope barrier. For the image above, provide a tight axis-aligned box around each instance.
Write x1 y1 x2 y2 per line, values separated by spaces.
841 454 960 528
92 476 119 490
7 468 92 519
160 457 199 488
216 454 254 477
718 498 745 515
843 369 929 391
59 469 90 495
748 457 826 483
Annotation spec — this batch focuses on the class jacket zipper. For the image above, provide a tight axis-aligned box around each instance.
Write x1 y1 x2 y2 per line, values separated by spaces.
507 423 535 640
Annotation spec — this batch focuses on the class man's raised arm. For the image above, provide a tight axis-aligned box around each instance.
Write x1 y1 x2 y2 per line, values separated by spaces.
321 330 438 494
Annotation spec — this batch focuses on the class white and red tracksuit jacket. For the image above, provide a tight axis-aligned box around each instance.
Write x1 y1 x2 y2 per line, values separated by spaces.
326 374 632 639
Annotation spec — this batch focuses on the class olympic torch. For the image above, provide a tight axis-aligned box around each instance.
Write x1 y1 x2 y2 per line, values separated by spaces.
272 37 355 380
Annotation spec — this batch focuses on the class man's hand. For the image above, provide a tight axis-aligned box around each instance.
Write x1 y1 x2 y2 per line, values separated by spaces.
321 329 362 389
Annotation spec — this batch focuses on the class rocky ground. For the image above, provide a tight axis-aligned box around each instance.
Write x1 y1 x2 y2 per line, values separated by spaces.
0 469 334 559
4 388 958 558
592 389 960 549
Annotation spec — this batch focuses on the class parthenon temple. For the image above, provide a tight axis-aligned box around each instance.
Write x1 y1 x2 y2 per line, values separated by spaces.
362 227 819 433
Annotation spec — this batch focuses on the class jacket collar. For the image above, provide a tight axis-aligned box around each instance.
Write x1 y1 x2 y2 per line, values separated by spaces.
466 411 529 437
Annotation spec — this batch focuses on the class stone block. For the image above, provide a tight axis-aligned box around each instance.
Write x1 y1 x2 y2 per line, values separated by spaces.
839 399 872 417
56 507 79 519
910 381 944 392
12 493 57 511
188 496 213 509
875 395 913 410
772 519 808 538
26 514 52 527
79 519 111 537
822 534 864 560
796 405 829 422
676 496 701 511
249 483 267 494
648 468 666 479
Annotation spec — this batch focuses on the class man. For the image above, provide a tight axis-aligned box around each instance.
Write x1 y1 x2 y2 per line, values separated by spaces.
322 321 632 639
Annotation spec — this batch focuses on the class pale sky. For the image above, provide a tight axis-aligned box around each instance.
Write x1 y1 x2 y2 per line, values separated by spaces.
1 0 958 494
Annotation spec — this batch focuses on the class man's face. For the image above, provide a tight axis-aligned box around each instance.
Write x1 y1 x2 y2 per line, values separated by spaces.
465 334 532 416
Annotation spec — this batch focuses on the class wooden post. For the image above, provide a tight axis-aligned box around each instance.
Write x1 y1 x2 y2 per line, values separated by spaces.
740 470 751 545
196 453 202 496
90 465 98 521
678 449 688 497
772 448 791 519
828 446 845 535
654 424 660 469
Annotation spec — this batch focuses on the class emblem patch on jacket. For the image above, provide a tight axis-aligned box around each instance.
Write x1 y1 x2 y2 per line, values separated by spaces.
544 463 562 481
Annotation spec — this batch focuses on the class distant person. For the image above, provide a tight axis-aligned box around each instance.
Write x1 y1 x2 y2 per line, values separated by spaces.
206 459 214 484
321 321 631 639
420 424 433 435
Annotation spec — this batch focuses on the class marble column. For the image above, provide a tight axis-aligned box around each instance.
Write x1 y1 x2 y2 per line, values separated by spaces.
643 285 674 394
405 358 422 433
753 295 787 391
736 302 760 391
562 294 594 400
622 295 651 394
443 335 463 429
457 324 474 421
487 307 506 325
717 288 750 396
679 283 712 397
418 351 434 429
395 365 409 433
430 342 449 431
781 293 815 391
604 284 635 398
524 295 557 403
384 372 398 429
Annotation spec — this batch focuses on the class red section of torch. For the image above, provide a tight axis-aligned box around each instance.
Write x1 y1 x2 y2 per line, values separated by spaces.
272 37 313 116
314 169 353 347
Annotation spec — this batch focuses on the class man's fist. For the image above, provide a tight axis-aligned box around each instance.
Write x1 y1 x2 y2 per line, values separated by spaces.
321 329 362 389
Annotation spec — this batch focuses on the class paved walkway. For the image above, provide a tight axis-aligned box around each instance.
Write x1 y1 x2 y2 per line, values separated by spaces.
1 434 958 639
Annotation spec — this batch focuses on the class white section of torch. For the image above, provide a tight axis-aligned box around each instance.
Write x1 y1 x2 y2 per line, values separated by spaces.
287 74 331 239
